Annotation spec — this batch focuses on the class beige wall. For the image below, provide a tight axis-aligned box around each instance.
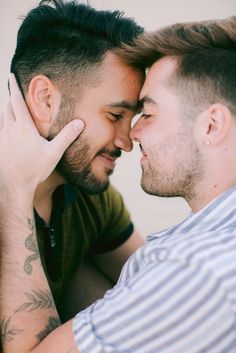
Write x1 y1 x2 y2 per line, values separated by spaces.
1 0 235 235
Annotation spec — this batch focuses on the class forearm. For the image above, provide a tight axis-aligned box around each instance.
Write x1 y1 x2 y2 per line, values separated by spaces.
0 193 60 353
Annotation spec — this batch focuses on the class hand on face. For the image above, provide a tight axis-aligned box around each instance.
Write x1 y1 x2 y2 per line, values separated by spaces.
0 74 84 195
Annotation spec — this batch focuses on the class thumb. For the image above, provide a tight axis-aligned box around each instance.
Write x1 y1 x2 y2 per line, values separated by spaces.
50 119 85 160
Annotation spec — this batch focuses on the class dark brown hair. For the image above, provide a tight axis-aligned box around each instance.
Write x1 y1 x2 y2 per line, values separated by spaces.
11 0 143 95
117 17 236 115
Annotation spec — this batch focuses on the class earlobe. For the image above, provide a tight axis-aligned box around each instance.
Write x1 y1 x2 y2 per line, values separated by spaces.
26 75 61 135
203 103 232 146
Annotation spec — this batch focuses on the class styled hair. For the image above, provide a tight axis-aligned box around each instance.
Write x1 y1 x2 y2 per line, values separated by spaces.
11 0 143 94
117 16 236 115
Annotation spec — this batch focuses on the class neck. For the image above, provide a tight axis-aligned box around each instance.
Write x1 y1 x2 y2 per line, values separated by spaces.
34 171 65 223
187 178 236 213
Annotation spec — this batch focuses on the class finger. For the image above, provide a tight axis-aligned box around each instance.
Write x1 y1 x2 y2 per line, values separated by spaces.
49 119 85 161
9 74 34 126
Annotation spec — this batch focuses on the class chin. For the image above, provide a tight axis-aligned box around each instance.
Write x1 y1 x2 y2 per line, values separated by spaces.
56 159 113 194
84 171 111 194
141 184 156 196
77 178 110 194
141 177 159 196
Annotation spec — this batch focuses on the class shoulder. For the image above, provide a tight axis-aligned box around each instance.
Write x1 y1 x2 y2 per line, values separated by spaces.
71 183 126 213
72 183 121 200
138 229 236 296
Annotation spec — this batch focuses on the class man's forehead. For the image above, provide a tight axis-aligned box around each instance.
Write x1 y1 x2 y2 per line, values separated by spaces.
148 57 178 81
139 57 178 103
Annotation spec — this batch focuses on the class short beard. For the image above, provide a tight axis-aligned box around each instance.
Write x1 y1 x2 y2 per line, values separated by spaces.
141 167 201 201
140 138 204 202
55 135 112 194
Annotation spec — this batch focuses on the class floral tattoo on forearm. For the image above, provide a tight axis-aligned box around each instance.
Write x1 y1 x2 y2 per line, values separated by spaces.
24 218 39 275
15 290 56 313
0 317 24 345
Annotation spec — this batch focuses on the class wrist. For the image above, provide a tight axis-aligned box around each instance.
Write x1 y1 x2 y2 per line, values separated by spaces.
0 183 34 211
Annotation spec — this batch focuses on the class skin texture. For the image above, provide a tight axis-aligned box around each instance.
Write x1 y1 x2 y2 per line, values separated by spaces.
29 52 144 195
52 54 143 194
130 57 204 202
131 57 236 211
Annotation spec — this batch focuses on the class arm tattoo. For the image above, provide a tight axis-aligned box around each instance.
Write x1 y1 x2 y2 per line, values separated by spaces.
24 218 39 275
36 316 61 341
15 290 56 313
0 317 24 345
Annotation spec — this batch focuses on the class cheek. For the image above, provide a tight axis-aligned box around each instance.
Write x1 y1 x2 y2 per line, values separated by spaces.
142 130 173 165
83 120 116 146
141 127 160 152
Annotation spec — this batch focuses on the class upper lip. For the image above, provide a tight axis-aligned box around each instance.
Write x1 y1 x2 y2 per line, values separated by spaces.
99 148 121 161
100 153 117 161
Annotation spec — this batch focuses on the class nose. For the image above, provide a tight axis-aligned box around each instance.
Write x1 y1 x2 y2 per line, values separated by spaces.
114 125 133 152
130 118 142 142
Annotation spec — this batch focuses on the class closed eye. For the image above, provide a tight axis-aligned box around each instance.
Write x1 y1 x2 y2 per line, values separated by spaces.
140 113 151 119
109 113 123 121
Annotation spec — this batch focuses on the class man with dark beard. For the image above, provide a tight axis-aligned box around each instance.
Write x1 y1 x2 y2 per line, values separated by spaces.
8 0 144 321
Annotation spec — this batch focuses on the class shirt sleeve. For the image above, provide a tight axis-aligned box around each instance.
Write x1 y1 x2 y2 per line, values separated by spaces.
72 257 236 353
88 184 134 254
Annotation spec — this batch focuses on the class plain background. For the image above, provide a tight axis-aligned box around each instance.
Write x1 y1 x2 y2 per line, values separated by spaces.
0 0 235 235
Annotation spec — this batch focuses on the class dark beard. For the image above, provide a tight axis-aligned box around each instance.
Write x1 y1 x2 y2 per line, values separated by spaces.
56 161 110 194
55 136 122 194
48 95 121 194
56 141 110 194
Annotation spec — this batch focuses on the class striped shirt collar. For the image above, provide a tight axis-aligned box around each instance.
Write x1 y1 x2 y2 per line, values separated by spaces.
147 185 236 241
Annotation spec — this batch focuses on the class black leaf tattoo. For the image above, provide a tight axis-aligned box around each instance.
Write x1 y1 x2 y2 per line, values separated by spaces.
36 316 61 341
24 218 39 275
15 290 56 313
0 317 24 345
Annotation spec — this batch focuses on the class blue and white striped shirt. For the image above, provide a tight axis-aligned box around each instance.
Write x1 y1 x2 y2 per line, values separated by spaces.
73 186 236 352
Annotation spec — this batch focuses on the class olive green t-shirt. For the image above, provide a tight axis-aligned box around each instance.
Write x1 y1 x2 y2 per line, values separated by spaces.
35 183 133 305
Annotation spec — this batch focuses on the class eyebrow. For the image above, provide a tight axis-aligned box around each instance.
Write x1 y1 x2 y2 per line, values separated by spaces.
138 95 158 109
106 101 140 113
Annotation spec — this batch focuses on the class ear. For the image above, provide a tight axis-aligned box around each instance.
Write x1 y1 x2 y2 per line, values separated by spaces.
25 75 61 136
201 103 232 146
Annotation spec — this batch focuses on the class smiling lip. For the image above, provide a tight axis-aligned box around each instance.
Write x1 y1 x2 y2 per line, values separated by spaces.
100 153 117 161
141 154 147 162
98 153 117 167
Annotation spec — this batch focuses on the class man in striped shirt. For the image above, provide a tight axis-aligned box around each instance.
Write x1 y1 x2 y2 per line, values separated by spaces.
1 15 236 353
